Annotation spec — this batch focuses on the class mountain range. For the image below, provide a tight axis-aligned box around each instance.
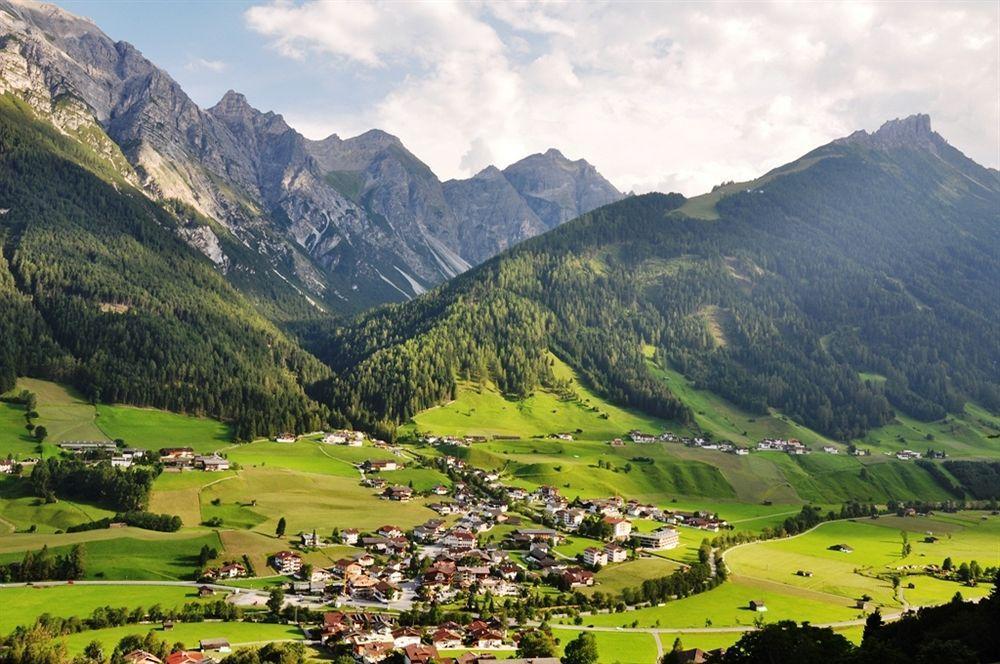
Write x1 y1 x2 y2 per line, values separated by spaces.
0 0 621 315
0 0 997 447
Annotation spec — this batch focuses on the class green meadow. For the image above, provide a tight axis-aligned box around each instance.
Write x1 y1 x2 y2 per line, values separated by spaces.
554 629 659 664
0 475 115 534
0 400 38 458
59 621 303 656
403 355 668 442
0 584 212 634
0 531 222 581
95 404 232 453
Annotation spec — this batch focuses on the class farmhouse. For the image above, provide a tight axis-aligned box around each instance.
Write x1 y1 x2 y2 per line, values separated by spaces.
341 528 360 545
632 528 680 550
562 567 595 587
123 652 163 664
383 485 413 501
403 644 439 664
194 455 229 471
275 433 297 443
365 459 399 472
164 652 206 664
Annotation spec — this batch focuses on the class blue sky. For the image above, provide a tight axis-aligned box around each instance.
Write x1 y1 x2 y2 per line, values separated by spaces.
54 1 999 195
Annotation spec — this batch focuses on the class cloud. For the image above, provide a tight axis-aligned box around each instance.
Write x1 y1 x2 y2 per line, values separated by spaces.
185 57 228 73
245 0 1000 195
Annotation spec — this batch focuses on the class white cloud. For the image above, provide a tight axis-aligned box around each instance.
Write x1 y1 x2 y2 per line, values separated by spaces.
245 0 1000 195
184 57 228 73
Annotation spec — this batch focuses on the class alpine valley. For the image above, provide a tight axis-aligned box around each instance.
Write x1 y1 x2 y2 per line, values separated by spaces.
0 2 998 664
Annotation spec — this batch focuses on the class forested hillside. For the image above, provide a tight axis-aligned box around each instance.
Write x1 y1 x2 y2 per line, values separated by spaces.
0 94 328 439
313 116 1000 440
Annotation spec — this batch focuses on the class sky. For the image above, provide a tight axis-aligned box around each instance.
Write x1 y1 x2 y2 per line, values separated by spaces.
57 0 999 196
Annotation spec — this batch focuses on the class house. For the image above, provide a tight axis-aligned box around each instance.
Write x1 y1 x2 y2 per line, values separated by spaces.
376 525 404 538
271 550 303 574
110 456 133 468
341 528 360 545
562 567 595 587
197 585 215 598
365 459 399 472
822 446 839 454
431 628 464 649
274 433 296 443
604 543 628 563
159 447 195 463
749 599 768 612
602 516 632 540
559 508 586 529
165 652 205 664
301 531 320 547
324 430 365 446
383 485 413 501
432 485 450 495
123 652 163 664
673 648 713 664
0 459 14 474
353 641 394 663
632 528 679 550
403 644 440 664
392 627 423 648
200 638 232 654
830 543 854 553
334 558 364 579
195 455 229 471
582 547 608 567
216 562 246 578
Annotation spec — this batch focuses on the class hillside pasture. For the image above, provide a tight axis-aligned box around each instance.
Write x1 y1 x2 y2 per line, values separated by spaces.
59 620 303 656
0 475 115 534
95 404 232 452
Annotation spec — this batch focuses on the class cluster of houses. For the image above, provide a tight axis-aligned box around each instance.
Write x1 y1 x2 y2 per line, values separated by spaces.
894 449 923 461
121 639 234 664
57 441 149 468
199 561 248 582
159 447 230 472
319 612 524 663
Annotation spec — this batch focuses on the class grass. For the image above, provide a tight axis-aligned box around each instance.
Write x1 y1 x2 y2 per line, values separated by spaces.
59 620 303 656
0 531 223 581
554 629 659 664
149 471 238 528
0 585 212 633
201 467 438 537
583 557 682 596
95 404 232 452
0 475 115 534
16 378 107 444
724 516 998 610
403 355 669 442
0 401 39 458
855 404 1000 459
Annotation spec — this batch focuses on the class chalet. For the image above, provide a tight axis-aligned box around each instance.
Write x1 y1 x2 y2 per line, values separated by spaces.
472 629 505 649
334 559 364 579
514 528 560 545
442 529 477 549
164 652 205 664
604 543 628 563
673 648 713 664
323 430 365 446
609 438 626 447
497 562 521 580
365 459 399 472
558 508 586 529
896 449 922 460
199 638 232 654
274 433 297 443
392 627 423 648
383 485 413 501
562 567 595 587
300 531 320 547
159 447 195 464
271 550 303 574
403 644 439 664
355 552 376 567
733 447 750 456
374 580 401 602
431 628 464 649
632 528 680 550
602 516 633 540
195 455 229 471
341 528 360 545
822 446 839 454
582 547 608 567
749 599 768 612
376 525 404 538
123 651 163 664
505 486 529 501
432 485 450 495
353 641 394 663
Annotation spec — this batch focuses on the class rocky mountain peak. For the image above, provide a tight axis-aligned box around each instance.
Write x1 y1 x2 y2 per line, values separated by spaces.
836 113 944 151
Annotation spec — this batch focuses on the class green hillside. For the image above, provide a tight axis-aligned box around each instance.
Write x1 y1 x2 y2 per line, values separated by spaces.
0 93 328 439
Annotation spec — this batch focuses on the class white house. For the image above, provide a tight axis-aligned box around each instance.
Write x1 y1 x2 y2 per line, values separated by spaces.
632 528 680 550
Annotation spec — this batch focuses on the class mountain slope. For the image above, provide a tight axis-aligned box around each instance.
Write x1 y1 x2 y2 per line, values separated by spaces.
0 0 622 311
0 93 329 439
313 116 1000 443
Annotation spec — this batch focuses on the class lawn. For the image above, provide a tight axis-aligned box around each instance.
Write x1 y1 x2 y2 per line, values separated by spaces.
0 584 212 633
95 404 232 452
403 354 669 442
0 531 222 581
0 401 38 458
59 620 304 656
552 629 659 664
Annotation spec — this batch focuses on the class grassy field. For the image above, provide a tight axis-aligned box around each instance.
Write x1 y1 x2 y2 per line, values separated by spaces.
0 401 38 458
95 404 232 452
724 515 998 610
149 471 239 527
553 629 660 664
16 378 107 444
855 405 1000 459
584 557 682 596
0 531 222 581
59 620 303 656
201 467 438 536
0 475 116 534
0 584 212 633
403 355 669 442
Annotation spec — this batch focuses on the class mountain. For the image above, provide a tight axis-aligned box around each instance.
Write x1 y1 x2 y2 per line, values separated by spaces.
0 92 329 439
312 115 1000 441
0 0 620 311
443 150 623 263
